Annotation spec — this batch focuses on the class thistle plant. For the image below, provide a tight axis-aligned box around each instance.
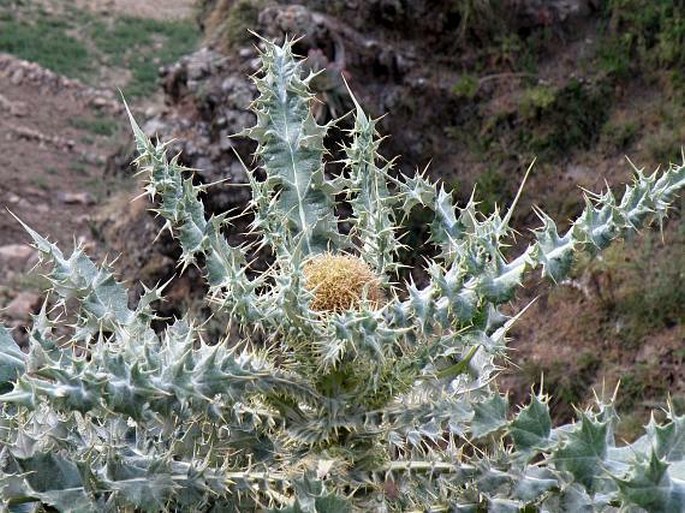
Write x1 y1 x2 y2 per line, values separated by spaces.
1 37 685 513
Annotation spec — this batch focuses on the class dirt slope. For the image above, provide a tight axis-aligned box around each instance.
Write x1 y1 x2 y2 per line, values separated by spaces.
0 0 196 330
71 0 194 20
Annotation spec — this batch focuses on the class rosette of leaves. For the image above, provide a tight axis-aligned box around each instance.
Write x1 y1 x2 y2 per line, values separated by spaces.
1 36 684 512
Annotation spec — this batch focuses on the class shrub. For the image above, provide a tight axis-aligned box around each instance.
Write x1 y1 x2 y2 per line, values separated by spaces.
602 0 685 75
1 37 684 512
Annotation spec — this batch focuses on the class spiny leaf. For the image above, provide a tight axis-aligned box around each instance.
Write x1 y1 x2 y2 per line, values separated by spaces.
509 394 552 453
244 37 340 256
0 326 25 394
615 451 685 513
554 413 610 492
471 393 509 438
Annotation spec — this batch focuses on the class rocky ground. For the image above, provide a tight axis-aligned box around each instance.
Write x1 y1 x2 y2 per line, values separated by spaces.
70 0 193 20
0 0 196 330
0 55 123 326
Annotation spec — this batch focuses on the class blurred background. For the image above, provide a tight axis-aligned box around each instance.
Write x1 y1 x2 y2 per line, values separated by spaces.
0 0 683 440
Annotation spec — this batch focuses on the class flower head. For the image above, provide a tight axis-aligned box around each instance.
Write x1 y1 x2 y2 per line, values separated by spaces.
303 253 382 312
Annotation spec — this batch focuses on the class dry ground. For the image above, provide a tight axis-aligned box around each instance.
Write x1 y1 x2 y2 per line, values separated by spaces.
0 0 196 326
57 0 193 20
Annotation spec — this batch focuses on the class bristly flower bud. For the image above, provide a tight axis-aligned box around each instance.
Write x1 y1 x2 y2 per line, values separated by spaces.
303 253 382 312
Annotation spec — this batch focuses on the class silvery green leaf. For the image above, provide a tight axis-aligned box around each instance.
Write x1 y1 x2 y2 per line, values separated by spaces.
614 451 685 513
554 413 610 492
0 326 24 394
510 394 552 453
471 393 508 438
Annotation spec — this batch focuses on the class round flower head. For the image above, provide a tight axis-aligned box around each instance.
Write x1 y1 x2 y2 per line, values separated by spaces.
303 253 382 312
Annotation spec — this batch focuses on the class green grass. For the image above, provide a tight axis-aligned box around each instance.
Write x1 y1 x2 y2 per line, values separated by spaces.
599 0 685 77
69 161 89 175
600 118 639 151
575 211 684 346
0 3 200 97
612 221 685 337
31 175 49 191
0 18 92 77
474 166 510 215
69 115 119 137
518 79 612 158
452 74 479 99
90 16 200 97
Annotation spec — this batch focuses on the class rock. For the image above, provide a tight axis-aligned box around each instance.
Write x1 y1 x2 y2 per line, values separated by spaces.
79 151 105 165
0 94 12 111
0 244 35 267
58 192 96 205
10 101 28 117
8 123 76 151
23 186 48 198
238 47 254 58
10 68 24 85
5 193 22 204
73 214 92 224
3 291 41 320
89 96 118 111
565 164 592 183
142 118 168 138
0 54 122 113
0 93 28 117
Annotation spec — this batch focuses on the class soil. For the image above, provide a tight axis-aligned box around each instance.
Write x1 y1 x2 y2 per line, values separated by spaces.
0 60 116 248
48 0 194 20
0 56 119 325
0 0 196 329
